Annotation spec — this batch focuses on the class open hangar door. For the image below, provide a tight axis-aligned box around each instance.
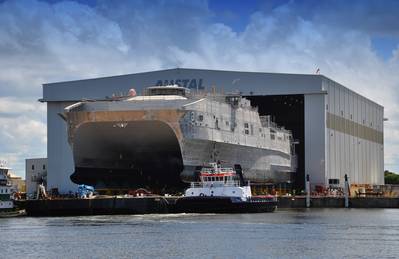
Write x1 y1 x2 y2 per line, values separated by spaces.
245 94 305 191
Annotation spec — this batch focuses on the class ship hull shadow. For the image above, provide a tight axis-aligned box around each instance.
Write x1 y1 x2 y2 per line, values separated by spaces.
70 120 184 191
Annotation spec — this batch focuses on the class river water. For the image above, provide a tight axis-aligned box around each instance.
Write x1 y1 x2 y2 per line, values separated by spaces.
1 209 399 258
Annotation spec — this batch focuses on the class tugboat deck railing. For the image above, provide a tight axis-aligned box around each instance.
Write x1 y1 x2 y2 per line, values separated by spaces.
190 181 243 188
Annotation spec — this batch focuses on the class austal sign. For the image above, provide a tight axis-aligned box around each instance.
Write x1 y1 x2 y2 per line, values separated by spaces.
155 79 204 90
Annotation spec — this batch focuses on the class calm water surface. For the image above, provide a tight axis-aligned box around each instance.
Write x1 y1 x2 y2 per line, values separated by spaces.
1 209 399 258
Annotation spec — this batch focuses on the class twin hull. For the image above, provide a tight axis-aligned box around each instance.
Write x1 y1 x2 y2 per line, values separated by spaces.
67 108 292 189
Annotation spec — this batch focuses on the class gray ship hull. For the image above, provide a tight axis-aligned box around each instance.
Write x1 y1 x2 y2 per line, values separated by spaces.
180 138 292 183
68 117 291 189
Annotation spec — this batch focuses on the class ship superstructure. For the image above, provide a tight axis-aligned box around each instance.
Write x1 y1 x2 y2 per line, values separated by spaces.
0 161 13 210
64 85 296 190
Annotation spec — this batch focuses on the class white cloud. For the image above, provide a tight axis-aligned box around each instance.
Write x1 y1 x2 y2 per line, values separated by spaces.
0 0 398 176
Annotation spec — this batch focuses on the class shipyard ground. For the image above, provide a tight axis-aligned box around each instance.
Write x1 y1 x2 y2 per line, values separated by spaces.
18 196 399 216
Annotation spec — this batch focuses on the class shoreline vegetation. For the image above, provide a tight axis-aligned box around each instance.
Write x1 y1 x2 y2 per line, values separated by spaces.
385 171 399 184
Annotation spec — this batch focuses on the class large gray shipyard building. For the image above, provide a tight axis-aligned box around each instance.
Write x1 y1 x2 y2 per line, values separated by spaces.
41 68 384 193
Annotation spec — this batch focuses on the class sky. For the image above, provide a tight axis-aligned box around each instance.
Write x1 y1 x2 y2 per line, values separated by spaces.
0 0 398 178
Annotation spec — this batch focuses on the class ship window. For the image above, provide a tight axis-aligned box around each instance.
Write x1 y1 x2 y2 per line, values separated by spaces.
244 123 249 128
43 164 46 170
250 124 254 135
190 112 195 122
198 115 203 121
32 165 35 170
148 88 185 96
328 179 340 185
245 130 249 135
271 134 275 140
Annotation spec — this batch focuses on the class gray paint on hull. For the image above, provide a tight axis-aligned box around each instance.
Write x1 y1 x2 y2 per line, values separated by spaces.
180 139 292 183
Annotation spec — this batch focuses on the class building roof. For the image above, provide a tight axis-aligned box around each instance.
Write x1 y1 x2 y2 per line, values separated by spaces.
41 68 382 108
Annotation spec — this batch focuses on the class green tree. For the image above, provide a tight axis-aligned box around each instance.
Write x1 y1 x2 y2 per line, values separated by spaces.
385 170 399 184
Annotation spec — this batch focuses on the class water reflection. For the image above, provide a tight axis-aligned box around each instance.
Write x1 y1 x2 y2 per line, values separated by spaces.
1 209 399 258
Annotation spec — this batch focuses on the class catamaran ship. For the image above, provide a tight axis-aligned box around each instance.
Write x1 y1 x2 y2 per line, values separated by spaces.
63 85 296 190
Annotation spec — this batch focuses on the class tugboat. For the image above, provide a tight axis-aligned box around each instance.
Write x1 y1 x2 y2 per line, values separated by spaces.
175 163 277 213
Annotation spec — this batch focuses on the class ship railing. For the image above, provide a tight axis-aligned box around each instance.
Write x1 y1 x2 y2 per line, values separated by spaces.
190 181 242 188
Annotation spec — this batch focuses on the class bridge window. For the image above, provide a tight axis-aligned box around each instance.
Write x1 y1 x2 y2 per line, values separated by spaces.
148 88 186 96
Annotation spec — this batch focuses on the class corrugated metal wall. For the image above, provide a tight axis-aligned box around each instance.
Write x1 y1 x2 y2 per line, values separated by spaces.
304 94 326 185
47 102 77 193
324 79 384 185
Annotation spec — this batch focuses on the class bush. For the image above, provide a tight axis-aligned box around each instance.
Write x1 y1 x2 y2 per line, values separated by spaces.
385 170 399 184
